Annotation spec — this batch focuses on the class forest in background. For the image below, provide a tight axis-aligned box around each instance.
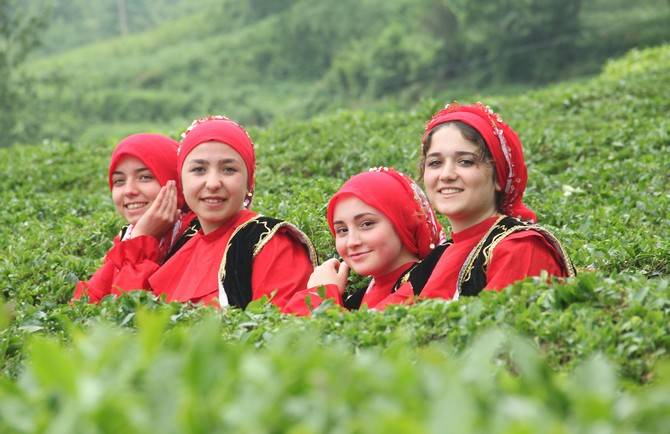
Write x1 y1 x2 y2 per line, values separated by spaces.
2 0 670 147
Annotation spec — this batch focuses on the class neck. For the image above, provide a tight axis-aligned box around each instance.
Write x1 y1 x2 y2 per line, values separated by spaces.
200 213 240 235
374 250 418 280
448 209 498 233
372 260 416 284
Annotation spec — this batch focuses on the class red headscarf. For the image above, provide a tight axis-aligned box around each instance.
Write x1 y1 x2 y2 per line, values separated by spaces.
326 167 444 259
108 133 184 208
178 115 256 198
422 102 536 222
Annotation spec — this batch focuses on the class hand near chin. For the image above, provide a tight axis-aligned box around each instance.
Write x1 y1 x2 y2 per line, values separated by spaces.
307 258 350 295
131 180 180 240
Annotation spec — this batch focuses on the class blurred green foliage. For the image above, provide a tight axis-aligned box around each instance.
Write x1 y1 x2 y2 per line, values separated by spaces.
1 313 669 433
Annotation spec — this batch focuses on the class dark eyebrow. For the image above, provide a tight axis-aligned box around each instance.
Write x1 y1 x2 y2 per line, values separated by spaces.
188 158 240 165
333 213 378 226
112 167 151 177
455 151 479 158
426 150 478 158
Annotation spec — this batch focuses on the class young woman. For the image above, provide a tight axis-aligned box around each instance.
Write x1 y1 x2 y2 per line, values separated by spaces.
147 115 317 308
73 133 198 303
383 102 575 305
282 167 443 315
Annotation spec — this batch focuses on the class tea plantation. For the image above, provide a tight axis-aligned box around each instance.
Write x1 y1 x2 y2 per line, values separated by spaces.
0 45 668 432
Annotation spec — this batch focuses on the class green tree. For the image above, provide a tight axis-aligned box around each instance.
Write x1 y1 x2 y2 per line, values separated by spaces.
446 0 583 83
0 0 46 147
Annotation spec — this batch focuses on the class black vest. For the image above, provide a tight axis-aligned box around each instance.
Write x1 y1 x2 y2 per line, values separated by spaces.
217 216 318 309
411 215 576 298
164 218 201 262
344 216 575 308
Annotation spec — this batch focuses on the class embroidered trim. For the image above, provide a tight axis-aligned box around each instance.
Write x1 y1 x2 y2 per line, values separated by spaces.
455 216 575 299
120 224 132 241
217 215 263 287
456 215 506 296
392 263 417 292
250 218 275 256
181 220 200 240
483 225 576 278
251 221 319 267
217 216 319 306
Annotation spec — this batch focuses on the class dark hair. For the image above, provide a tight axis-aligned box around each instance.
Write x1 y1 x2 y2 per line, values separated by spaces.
420 121 504 211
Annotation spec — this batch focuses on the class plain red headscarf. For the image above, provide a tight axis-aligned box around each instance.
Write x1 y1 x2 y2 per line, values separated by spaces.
108 133 184 208
327 168 444 259
178 115 256 196
422 102 536 222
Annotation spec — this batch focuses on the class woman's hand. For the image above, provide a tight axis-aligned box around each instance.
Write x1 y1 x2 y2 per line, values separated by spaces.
307 258 350 295
131 180 179 240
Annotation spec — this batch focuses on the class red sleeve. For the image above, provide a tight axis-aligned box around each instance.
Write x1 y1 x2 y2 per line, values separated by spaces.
72 237 122 303
106 235 162 296
250 231 314 310
485 231 566 292
73 258 117 303
73 235 161 303
371 281 416 310
282 284 344 316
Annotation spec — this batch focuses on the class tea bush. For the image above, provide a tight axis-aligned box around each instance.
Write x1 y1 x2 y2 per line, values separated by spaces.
0 44 669 431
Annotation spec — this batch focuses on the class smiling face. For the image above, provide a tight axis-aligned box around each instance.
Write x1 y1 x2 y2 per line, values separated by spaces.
111 156 162 225
181 141 248 234
332 196 417 277
423 124 500 233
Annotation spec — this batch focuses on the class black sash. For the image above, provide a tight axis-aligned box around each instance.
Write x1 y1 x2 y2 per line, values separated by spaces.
218 216 318 309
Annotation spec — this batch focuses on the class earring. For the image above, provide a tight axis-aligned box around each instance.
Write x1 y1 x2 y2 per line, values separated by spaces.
243 191 253 208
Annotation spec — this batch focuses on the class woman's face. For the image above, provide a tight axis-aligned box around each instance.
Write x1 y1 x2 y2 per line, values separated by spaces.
181 141 248 234
111 156 162 225
332 196 416 277
423 124 499 232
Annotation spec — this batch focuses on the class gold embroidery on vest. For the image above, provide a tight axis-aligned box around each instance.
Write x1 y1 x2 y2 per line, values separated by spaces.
482 224 575 278
456 215 506 290
217 215 263 284
182 222 200 239
252 221 318 267
455 217 575 298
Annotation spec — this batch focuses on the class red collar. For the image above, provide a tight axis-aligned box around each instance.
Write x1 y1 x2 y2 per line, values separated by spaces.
451 215 500 243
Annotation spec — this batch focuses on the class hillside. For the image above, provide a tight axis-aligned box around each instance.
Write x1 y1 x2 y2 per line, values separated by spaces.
12 0 670 147
0 44 668 431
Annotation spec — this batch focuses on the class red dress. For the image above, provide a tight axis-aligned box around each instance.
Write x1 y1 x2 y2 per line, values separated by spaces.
148 209 314 307
282 262 415 316
376 215 567 307
73 213 197 303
